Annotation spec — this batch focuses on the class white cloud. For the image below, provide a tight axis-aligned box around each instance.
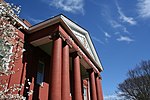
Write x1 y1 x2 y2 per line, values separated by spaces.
114 32 120 35
137 0 150 18
50 0 84 14
110 20 122 28
104 94 124 100
123 27 129 33
28 17 43 24
97 26 111 42
104 32 111 42
116 2 137 25
117 35 134 43
92 36 104 44
110 20 129 33
104 32 111 38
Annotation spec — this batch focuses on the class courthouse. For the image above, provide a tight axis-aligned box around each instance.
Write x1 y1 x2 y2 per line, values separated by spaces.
1 2 104 99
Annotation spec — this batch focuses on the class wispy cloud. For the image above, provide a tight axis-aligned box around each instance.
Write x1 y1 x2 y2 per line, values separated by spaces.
117 35 134 43
110 20 122 28
104 32 111 38
122 27 129 33
137 0 150 18
110 20 129 33
88 0 101 7
28 17 43 24
116 2 137 25
104 94 124 100
50 0 84 14
97 25 112 42
99 2 135 43
92 36 104 45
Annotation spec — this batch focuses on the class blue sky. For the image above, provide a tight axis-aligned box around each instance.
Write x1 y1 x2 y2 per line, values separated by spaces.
5 0 150 99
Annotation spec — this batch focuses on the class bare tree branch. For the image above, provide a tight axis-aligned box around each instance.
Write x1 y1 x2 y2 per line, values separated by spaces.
117 60 150 100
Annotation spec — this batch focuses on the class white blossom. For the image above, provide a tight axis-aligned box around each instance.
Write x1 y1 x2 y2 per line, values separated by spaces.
0 1 27 99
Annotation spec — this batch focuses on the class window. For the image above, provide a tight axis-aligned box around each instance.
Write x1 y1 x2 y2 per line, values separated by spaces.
0 39 12 72
36 61 45 86
83 87 87 100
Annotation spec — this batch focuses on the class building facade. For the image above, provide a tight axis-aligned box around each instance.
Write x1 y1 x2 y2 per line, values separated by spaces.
1 7 104 100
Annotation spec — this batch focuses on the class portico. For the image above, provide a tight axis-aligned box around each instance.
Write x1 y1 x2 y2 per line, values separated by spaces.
23 15 103 100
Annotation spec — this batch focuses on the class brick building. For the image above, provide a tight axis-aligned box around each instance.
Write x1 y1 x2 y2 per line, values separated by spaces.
1 2 104 99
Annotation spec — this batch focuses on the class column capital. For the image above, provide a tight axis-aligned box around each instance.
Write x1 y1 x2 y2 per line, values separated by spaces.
49 32 61 40
95 73 102 79
87 68 94 73
87 69 101 78
87 68 97 75
71 52 78 58
99 75 102 80
95 73 99 77
57 31 73 48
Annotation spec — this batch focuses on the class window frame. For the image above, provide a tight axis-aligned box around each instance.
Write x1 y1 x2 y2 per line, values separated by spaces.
36 60 45 86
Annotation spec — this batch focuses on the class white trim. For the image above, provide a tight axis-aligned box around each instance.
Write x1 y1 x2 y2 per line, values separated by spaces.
61 15 87 34
61 16 103 70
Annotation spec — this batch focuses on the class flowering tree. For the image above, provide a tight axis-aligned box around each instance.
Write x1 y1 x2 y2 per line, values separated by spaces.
0 1 26 99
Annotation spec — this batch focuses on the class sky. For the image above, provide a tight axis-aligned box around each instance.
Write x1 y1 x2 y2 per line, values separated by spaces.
5 0 150 99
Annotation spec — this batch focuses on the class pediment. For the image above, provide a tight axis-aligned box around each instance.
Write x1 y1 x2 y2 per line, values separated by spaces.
61 16 103 70
72 30 94 58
